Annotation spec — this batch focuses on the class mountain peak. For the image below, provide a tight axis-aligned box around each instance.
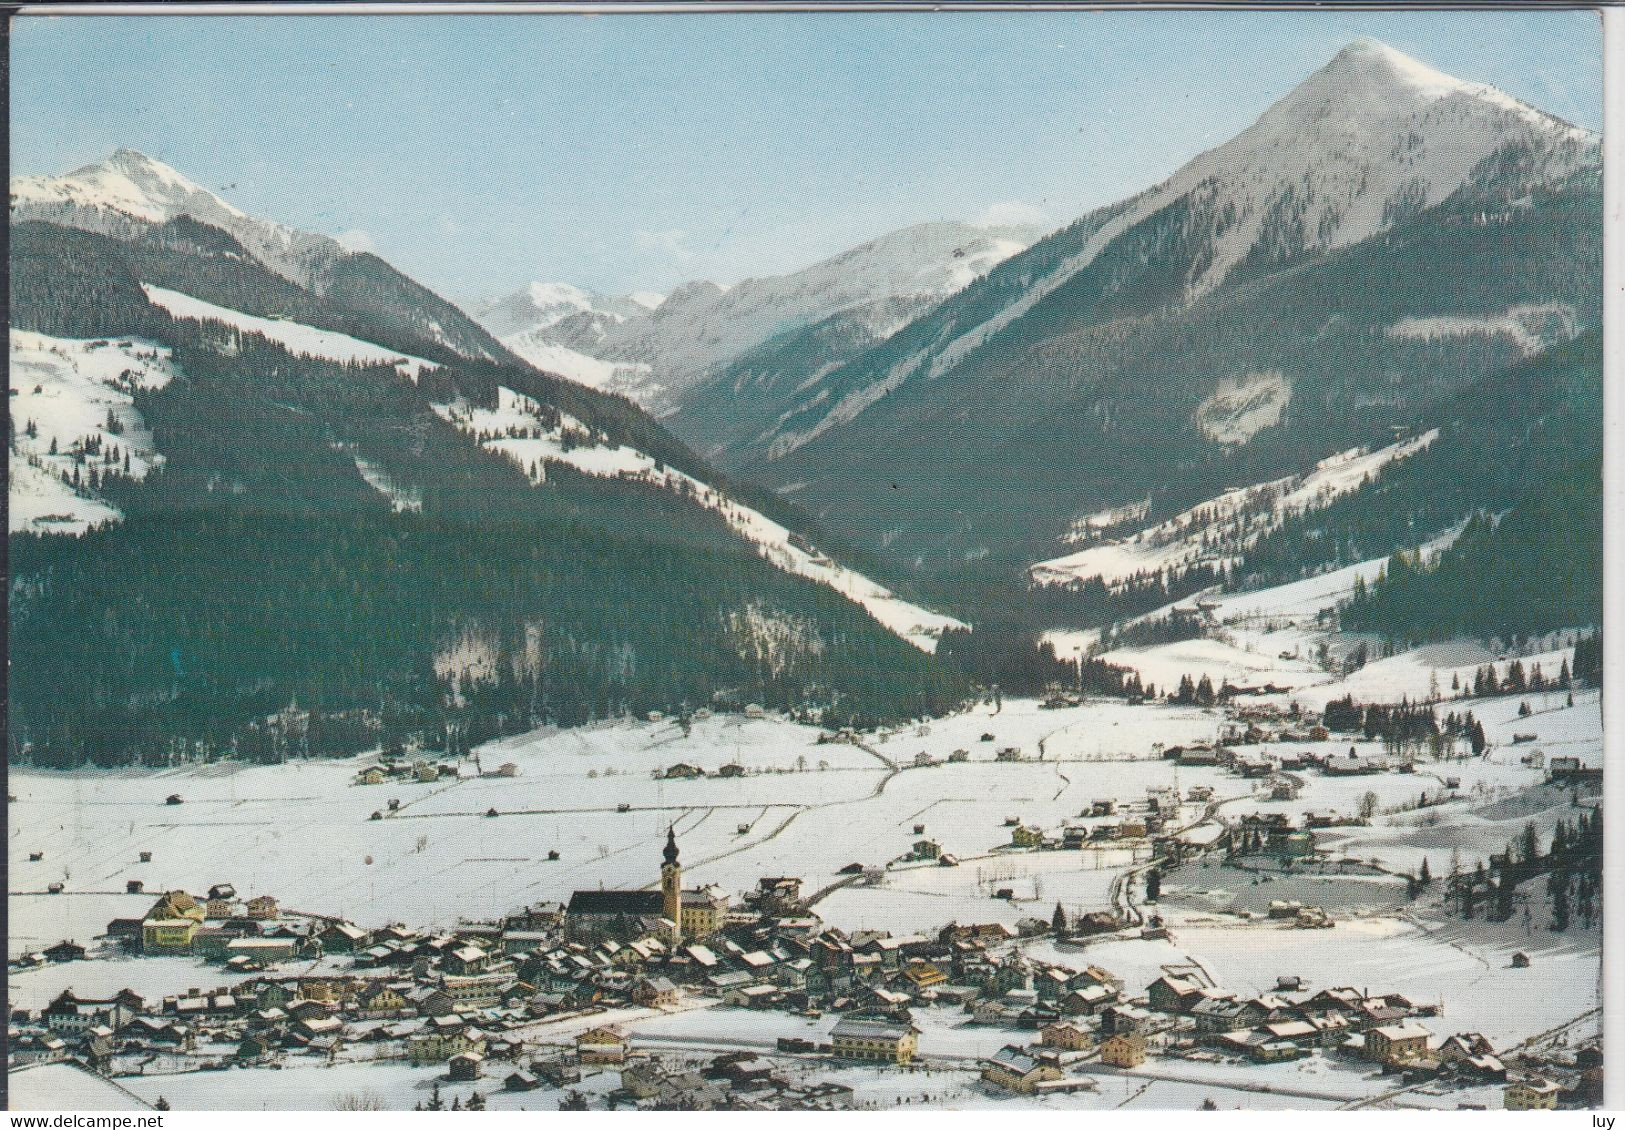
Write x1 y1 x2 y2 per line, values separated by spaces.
1309 37 1475 102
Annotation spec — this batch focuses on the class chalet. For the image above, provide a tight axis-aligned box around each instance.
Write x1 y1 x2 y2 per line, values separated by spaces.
409 1017 483 1063
716 763 746 778
1504 1078 1561 1111
246 895 280 921
830 1017 917 1064
225 936 299 964
1147 974 1209 1014
1101 1003 1152 1035
1099 1032 1146 1068
1323 749 1389 775
1040 1022 1094 1052
632 976 680 1007
1368 1021 1431 1067
42 940 86 963
9 1033 69 1065
442 944 490 975
662 763 704 780
355 982 411 1017
576 1026 628 1064
43 990 142 1034
319 922 370 953
449 1051 484 1081
1059 983 1118 1016
1193 996 1270 1033
981 1044 1063 1094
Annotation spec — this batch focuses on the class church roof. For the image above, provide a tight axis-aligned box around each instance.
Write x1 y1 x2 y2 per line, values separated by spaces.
566 890 664 917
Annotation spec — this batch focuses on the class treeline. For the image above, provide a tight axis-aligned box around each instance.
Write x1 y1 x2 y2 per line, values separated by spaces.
1341 459 1602 643
1441 806 1603 930
935 622 1148 699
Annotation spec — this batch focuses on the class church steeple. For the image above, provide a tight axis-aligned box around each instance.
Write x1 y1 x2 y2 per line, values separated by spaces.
661 827 682 940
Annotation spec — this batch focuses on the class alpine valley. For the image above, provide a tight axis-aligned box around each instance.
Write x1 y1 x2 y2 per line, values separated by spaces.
5 32 1607 1115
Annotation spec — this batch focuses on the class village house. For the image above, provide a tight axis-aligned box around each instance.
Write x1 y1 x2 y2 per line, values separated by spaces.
1504 1077 1561 1111
449 1051 485 1081
409 1016 484 1064
576 1026 628 1065
981 1044 1063 1093
1040 1021 1095 1052
829 1016 918 1064
632 976 680 1008
1099 1032 1147 1068
1367 1021 1432 1068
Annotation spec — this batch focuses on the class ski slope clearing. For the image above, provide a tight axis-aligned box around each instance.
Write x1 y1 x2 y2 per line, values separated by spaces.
1386 302 1579 358
141 285 440 381
1046 525 1484 703
435 387 965 651
1194 370 1290 446
1031 430 1438 589
9 330 177 534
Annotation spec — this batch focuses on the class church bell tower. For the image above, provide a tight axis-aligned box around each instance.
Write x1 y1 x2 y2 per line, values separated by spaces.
661 826 682 939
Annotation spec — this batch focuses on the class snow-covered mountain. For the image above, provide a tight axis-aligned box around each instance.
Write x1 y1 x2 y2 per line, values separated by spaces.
11 149 510 363
593 220 1043 404
12 148 346 288
751 40 1596 465
471 283 665 401
726 39 1600 573
472 281 660 340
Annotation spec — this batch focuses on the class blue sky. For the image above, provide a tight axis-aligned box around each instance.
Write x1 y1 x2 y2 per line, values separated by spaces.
10 9 1601 303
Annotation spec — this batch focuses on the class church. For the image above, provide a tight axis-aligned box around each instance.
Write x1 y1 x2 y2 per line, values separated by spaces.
565 828 729 941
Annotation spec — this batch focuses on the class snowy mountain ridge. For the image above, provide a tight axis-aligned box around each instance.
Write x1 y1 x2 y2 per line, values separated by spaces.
433 386 967 651
591 220 1044 404
471 281 661 340
751 39 1598 462
11 148 346 288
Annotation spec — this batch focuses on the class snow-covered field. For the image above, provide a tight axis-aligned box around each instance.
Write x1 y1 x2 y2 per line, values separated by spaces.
9 330 177 534
434 385 966 651
142 285 440 381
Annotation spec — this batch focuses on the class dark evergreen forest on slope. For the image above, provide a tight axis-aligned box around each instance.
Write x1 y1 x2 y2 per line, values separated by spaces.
8 221 969 768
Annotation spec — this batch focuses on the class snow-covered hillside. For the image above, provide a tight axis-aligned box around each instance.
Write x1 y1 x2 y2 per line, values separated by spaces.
142 285 440 381
501 334 664 403
9 330 178 535
12 149 344 288
595 221 1041 400
434 387 965 651
1030 429 1438 589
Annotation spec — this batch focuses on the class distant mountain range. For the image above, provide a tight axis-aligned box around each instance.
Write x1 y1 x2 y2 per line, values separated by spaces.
473 220 1043 420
